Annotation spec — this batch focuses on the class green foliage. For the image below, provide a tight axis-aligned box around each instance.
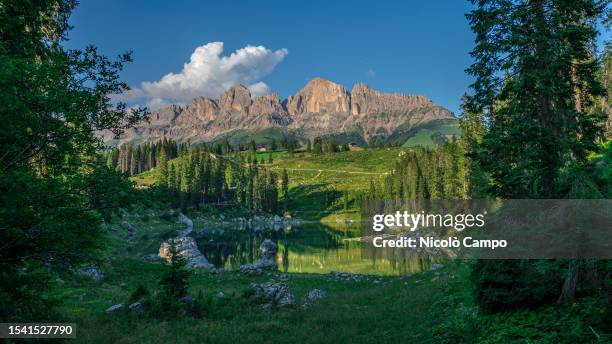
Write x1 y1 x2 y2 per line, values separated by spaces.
0 261 59 322
159 242 190 300
185 290 212 319
464 0 609 314
153 148 282 213
465 0 607 198
476 298 610 343
107 138 180 176
156 241 191 318
129 285 150 304
0 0 148 320
586 139 612 195
84 164 138 221
470 260 564 313
369 141 468 200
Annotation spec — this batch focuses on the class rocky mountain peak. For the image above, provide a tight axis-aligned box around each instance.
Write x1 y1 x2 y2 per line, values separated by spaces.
251 92 286 116
286 77 351 115
219 84 252 114
350 82 436 116
351 82 373 93
108 77 456 146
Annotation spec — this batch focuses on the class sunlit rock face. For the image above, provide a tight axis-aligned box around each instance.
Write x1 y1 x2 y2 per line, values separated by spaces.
106 78 455 146
285 78 351 115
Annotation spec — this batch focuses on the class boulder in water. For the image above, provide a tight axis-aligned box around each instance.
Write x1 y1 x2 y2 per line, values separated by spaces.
128 302 142 311
430 263 444 270
240 239 278 273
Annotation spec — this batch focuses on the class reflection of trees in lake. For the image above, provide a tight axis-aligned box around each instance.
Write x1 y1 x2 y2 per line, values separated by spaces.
194 222 432 275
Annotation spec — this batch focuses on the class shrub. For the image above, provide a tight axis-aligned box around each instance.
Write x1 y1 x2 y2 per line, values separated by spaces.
470 260 563 313
129 285 149 304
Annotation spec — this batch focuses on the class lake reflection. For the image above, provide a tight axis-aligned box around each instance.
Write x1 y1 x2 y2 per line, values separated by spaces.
195 222 432 276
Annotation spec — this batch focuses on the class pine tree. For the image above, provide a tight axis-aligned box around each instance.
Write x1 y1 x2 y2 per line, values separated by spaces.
281 168 289 211
159 240 190 315
157 149 169 188
465 0 606 198
465 0 608 309
0 0 147 320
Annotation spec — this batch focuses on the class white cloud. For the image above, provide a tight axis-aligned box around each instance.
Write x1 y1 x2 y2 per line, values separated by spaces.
113 42 287 110
247 82 271 97
146 97 172 110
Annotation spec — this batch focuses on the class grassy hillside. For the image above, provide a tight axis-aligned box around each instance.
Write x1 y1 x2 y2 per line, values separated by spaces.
262 148 400 222
383 119 460 147
402 120 461 147
194 119 460 148
131 148 402 222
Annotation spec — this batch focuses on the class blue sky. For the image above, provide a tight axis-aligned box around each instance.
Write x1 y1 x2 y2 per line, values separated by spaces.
64 1 512 114
65 1 479 114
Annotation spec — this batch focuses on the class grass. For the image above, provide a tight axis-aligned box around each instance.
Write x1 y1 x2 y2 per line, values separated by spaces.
402 120 461 147
131 148 402 221
54 257 469 344
129 169 156 187
264 148 400 221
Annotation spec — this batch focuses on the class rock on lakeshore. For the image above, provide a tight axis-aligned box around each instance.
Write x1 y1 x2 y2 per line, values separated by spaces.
158 236 215 270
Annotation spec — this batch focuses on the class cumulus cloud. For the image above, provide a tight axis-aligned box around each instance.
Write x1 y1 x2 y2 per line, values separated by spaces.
247 82 271 97
114 42 288 110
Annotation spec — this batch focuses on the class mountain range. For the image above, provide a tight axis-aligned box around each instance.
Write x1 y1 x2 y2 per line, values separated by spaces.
104 77 458 147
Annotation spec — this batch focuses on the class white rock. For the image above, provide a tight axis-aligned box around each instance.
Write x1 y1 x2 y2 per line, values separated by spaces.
105 303 124 314
307 289 327 301
249 282 295 308
78 266 103 282
158 236 215 271
128 302 141 311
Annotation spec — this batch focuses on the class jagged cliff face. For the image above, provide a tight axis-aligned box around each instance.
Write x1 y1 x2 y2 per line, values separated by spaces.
105 77 455 145
285 77 351 114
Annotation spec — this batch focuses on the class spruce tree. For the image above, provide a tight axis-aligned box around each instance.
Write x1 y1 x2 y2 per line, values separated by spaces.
465 0 608 309
281 168 289 211
0 0 147 320
159 240 190 315
157 149 169 188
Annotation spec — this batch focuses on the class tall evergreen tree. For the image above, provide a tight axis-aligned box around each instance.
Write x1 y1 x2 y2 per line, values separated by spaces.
157 148 169 188
465 0 607 198
0 0 147 320
464 0 609 309
281 168 289 211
